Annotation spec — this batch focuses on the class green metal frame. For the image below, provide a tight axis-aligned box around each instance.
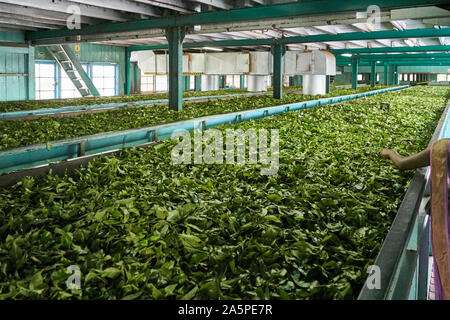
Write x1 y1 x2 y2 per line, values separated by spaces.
271 43 286 99
27 1 450 43
195 75 201 91
332 45 450 55
370 61 376 87
166 27 186 111
351 57 359 89
127 29 450 53
125 48 131 95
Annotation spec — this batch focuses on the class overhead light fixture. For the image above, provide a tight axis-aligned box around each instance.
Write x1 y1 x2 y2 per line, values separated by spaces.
341 53 352 57
202 47 223 52
377 61 381 63
432 57 435 59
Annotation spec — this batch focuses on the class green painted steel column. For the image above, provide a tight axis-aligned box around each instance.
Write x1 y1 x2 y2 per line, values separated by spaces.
194 75 201 91
393 64 398 85
351 57 359 90
388 64 394 85
240 75 245 89
166 27 185 111
326 75 330 94
370 61 376 87
27 43 35 100
125 48 131 95
182 75 190 91
383 63 388 85
271 43 286 99
219 75 225 89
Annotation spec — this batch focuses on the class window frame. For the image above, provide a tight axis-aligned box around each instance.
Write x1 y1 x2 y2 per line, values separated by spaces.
35 60 118 99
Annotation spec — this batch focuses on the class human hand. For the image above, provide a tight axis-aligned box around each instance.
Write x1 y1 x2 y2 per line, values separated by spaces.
380 149 393 160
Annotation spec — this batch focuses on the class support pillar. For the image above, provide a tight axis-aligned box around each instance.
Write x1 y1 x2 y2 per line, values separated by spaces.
294 75 302 87
27 42 35 100
166 27 185 111
383 63 388 85
195 75 201 91
240 75 245 89
125 48 131 95
370 61 376 87
351 56 359 90
271 43 286 99
325 75 330 94
393 65 398 85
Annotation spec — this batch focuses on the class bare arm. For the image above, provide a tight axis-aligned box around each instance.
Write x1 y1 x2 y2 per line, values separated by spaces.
380 147 431 170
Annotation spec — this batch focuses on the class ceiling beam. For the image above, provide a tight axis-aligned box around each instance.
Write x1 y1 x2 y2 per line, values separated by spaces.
0 2 101 24
27 0 450 42
189 0 234 10
0 0 139 21
65 0 162 16
133 0 200 13
331 45 450 54
352 53 450 60
127 28 450 51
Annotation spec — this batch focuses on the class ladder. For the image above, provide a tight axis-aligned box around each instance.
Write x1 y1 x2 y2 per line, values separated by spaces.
45 45 100 97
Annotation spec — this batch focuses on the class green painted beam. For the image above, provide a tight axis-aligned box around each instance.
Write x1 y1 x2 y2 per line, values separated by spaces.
128 28 450 52
331 45 450 55
352 57 359 89
271 43 286 99
27 1 450 43
166 27 185 111
356 53 450 60
0 45 29 54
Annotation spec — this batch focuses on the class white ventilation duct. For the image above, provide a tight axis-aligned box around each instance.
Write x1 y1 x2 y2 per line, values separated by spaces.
247 75 268 92
297 50 336 95
201 75 219 91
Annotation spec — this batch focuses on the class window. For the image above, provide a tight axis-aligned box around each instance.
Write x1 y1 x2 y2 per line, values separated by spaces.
437 74 447 82
35 61 118 99
35 62 56 100
189 76 195 90
91 63 117 96
376 74 380 82
155 75 168 92
357 74 363 81
60 64 88 99
225 75 241 88
141 73 154 92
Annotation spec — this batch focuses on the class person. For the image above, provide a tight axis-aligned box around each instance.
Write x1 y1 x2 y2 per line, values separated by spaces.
380 140 450 170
